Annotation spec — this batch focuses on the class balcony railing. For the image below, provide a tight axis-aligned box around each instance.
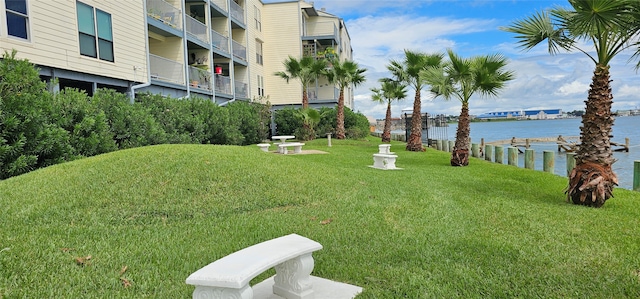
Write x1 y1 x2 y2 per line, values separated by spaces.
188 66 212 90
211 29 229 53
232 40 246 61
186 15 208 43
146 0 181 29
210 0 227 13
214 75 232 95
230 0 245 26
150 54 184 84
304 21 337 39
234 80 248 98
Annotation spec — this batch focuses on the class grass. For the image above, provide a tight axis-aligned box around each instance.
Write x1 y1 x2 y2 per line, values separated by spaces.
1 136 639 298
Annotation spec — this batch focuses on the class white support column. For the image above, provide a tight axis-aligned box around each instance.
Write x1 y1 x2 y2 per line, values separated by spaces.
273 253 315 299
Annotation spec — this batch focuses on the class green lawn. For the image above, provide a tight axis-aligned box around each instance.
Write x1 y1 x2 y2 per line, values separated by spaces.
1 136 639 298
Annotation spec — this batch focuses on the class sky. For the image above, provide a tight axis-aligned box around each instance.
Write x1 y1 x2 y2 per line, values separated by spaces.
263 0 640 120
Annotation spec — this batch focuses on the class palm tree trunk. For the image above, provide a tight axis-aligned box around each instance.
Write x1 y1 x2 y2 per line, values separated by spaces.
406 90 424 151
336 88 346 139
566 64 617 207
451 103 470 166
382 102 392 143
302 87 309 109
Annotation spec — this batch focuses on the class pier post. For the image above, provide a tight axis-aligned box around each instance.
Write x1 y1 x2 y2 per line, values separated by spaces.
524 149 535 170
566 153 576 176
448 141 455 153
471 143 479 158
543 150 554 173
485 145 493 162
495 146 504 164
436 140 443 151
442 140 449 152
508 147 518 166
634 160 640 192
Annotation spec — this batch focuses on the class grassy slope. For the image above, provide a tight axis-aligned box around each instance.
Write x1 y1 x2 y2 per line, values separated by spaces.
1 137 639 298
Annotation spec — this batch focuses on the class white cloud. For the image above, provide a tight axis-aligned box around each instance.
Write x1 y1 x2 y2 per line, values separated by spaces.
556 81 589 96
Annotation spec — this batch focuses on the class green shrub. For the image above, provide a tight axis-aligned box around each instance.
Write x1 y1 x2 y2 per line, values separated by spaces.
51 88 117 157
316 107 336 137
227 101 264 145
0 50 72 178
344 108 370 139
137 93 204 144
93 90 167 149
273 107 302 135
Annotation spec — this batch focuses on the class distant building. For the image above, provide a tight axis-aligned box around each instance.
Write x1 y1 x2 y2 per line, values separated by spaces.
477 109 563 120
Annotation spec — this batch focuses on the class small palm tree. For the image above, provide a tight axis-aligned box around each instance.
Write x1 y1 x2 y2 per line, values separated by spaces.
501 0 640 207
371 79 408 143
324 59 367 139
274 56 327 109
422 49 514 166
387 50 444 151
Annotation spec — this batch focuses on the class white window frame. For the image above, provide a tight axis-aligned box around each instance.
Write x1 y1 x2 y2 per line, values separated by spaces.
4 0 30 40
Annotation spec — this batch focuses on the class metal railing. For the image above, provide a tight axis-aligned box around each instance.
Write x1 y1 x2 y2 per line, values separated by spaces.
188 66 212 90
186 15 208 43
230 0 245 26
304 21 337 38
232 40 246 61
211 29 229 53
146 0 181 29
214 75 232 95
210 0 227 13
149 54 184 84
234 80 248 98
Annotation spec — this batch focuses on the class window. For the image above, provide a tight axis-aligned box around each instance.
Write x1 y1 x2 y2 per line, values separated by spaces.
76 1 113 62
257 75 264 96
253 5 261 31
5 0 29 39
255 40 263 65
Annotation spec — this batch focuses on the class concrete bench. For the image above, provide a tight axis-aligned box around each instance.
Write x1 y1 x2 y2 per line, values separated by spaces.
372 153 398 169
378 144 393 154
278 142 304 154
257 143 270 152
186 234 323 299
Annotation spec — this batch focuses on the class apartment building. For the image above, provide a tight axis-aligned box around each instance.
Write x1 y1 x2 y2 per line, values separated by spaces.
0 0 355 110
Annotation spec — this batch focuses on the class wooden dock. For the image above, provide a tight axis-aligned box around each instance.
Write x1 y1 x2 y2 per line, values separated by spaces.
482 135 629 153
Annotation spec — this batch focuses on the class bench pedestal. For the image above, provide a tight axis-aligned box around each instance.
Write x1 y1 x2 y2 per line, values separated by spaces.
372 153 399 170
278 142 304 154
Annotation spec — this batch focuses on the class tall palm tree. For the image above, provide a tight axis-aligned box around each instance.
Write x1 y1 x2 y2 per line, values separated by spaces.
387 50 444 151
423 49 514 166
371 79 408 143
501 0 640 207
274 56 327 109
324 59 367 139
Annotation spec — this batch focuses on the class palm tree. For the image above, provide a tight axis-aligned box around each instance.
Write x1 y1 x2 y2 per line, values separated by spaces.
387 50 444 151
422 49 514 166
274 56 327 109
501 0 640 207
324 59 367 139
371 79 408 143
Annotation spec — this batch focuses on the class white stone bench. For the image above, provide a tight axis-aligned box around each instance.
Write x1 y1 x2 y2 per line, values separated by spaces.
257 143 270 152
372 153 398 169
278 142 305 154
378 144 393 154
186 234 323 299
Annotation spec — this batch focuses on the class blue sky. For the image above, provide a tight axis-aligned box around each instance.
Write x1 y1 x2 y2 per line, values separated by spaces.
264 0 640 119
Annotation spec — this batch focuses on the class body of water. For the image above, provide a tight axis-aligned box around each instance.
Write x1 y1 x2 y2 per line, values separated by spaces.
444 115 640 190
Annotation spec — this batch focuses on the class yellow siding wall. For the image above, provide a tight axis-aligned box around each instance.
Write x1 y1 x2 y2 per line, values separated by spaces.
263 1 303 106
246 0 265 101
0 0 147 82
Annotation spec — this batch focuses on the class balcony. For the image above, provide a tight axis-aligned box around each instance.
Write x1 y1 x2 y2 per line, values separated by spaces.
146 0 181 30
188 66 212 90
303 21 338 45
150 54 184 85
214 75 232 95
232 40 246 62
186 15 209 44
211 29 230 54
210 0 228 15
230 0 245 27
234 80 248 99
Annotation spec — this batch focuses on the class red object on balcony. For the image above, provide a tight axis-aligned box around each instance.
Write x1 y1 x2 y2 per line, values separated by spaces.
214 65 222 75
